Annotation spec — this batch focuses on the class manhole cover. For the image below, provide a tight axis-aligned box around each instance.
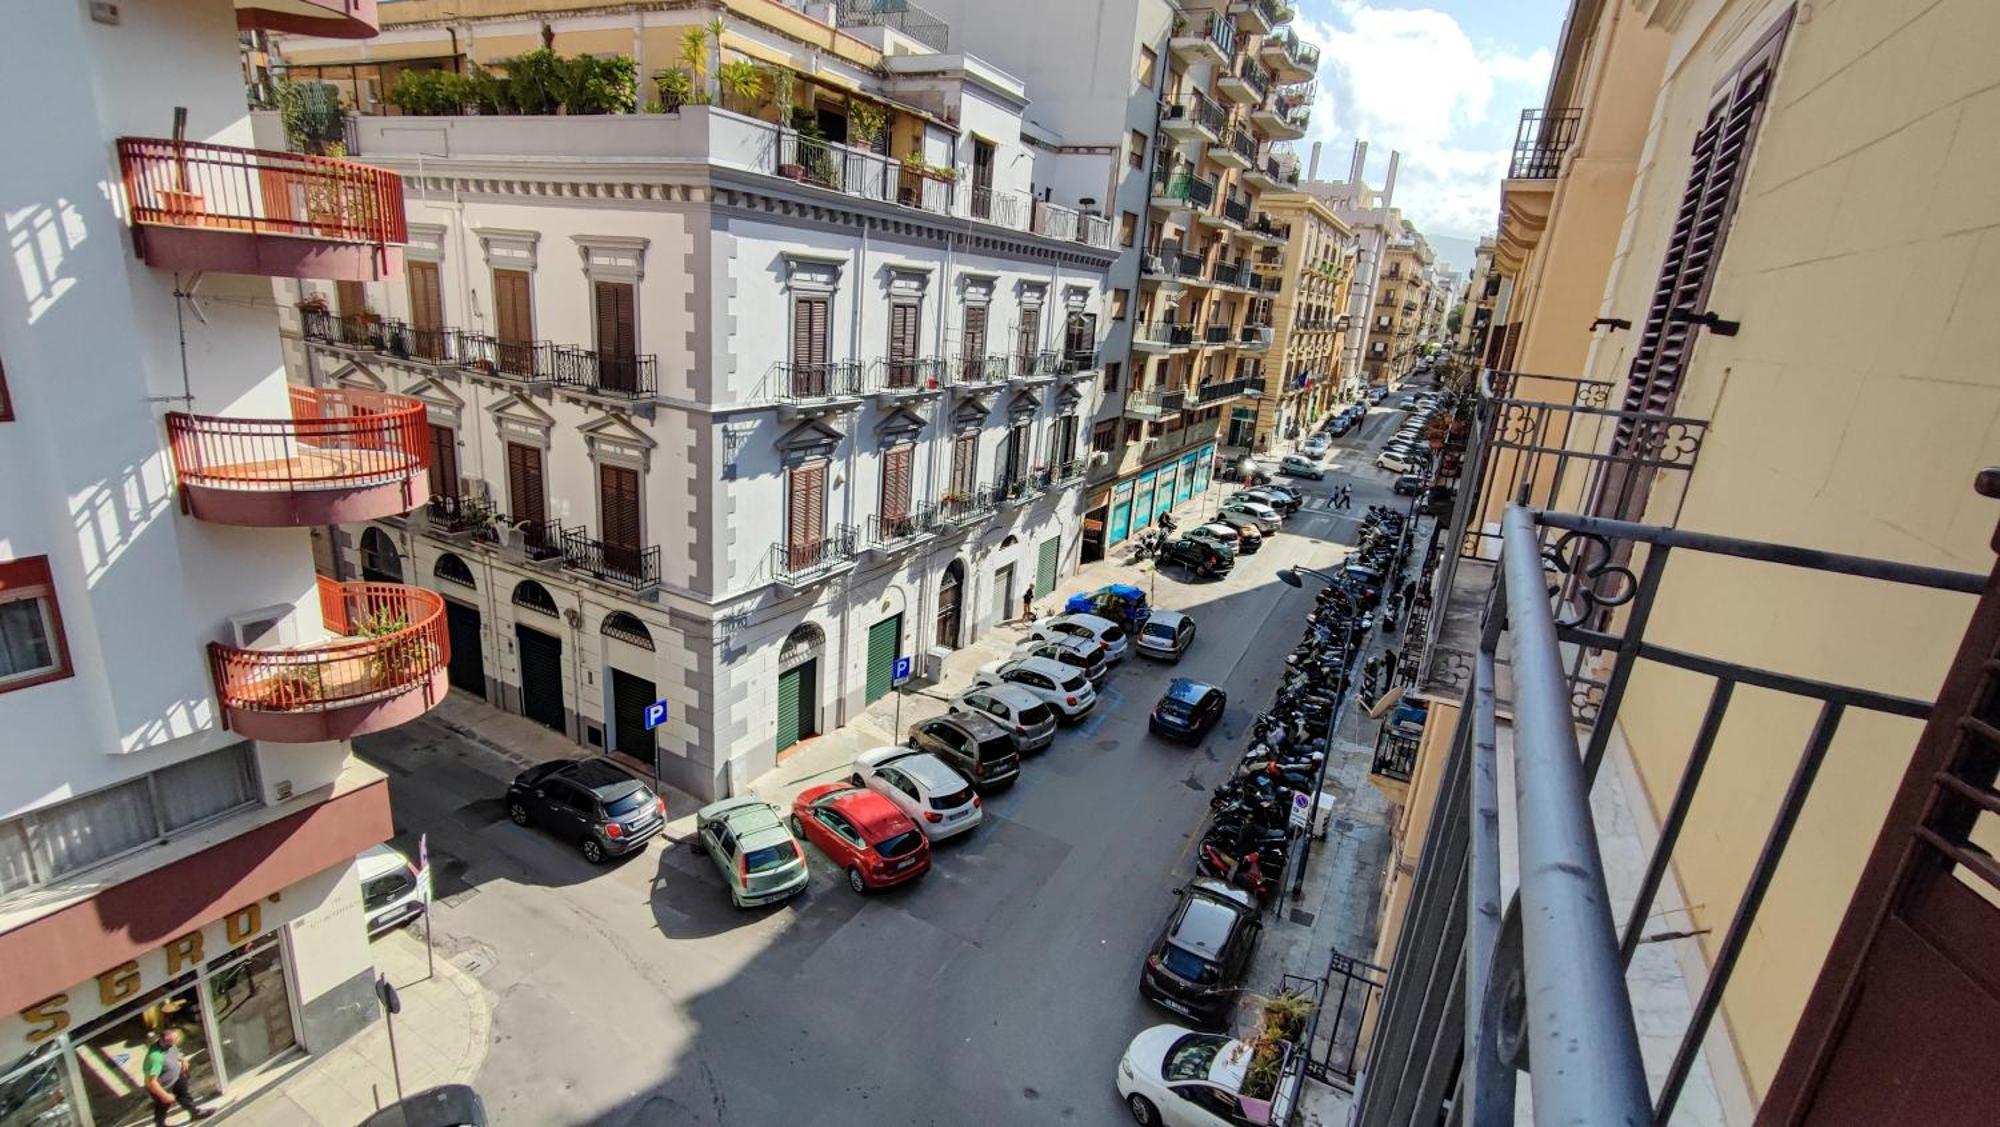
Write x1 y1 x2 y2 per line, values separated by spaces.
1333 817 1356 834
1289 908 1316 926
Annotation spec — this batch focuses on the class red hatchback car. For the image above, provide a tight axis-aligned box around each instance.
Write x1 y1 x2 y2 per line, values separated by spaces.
789 783 932 893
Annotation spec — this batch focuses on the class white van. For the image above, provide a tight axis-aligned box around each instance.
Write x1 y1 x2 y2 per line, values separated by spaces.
359 843 432 935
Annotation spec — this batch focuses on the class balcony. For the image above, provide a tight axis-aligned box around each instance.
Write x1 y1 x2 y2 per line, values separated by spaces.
234 0 382 39
1195 377 1253 404
1221 195 1253 227
1124 388 1187 419
1140 250 1200 285
1231 0 1288 35
950 355 1010 390
1026 198 1112 248
118 138 405 282
865 357 947 398
552 527 661 592
770 360 863 415
937 487 999 525
1238 325 1274 351
422 495 498 540
166 386 428 527
1010 351 1060 384
1241 153 1300 192
1244 213 1290 245
1216 59 1271 108
1210 128 1259 171
1208 258 1252 289
1200 324 1236 347
1131 320 1198 354
1169 11 1236 66
991 472 1043 506
1509 106 1583 179
772 525 858 588
1048 458 1089 487
210 578 447 742
866 506 940 554
552 346 658 399
1057 348 1102 376
1151 167 1219 212
1370 730 1418 784
1251 90 1312 140
1260 29 1320 82
1159 92 1226 143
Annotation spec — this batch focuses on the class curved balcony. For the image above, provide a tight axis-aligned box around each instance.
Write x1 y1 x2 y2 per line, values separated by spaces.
167 387 430 527
212 579 448 742
235 0 380 38
119 137 405 281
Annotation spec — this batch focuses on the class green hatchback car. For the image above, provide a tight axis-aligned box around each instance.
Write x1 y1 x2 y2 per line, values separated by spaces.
695 797 811 908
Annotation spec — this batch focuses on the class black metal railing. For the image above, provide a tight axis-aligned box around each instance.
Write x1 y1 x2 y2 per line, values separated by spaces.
833 0 949 51
1202 324 1234 345
1049 458 1088 485
772 360 862 402
424 495 496 537
1370 731 1419 782
1134 320 1197 348
1161 90 1227 136
1196 377 1249 403
1209 259 1250 288
867 356 946 394
1248 153 1301 187
773 525 858 582
1058 347 1101 375
952 355 1010 386
1014 351 1056 379
937 486 997 523
1248 214 1290 241
990 471 1041 504
1221 195 1252 225
1509 106 1582 179
866 505 938 549
1176 10 1236 56
1239 325 1273 348
551 346 657 397
1228 58 1271 103
559 528 660 590
1153 165 1219 209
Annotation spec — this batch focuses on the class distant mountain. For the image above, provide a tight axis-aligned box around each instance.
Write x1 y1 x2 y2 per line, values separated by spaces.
1426 234 1482 277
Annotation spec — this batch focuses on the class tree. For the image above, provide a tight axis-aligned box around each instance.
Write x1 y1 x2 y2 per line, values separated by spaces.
1446 302 1465 336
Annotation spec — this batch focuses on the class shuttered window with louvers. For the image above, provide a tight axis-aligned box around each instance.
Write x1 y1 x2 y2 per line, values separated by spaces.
889 301 919 387
506 442 546 545
881 444 913 525
960 303 988 379
788 460 827 566
792 296 830 395
950 433 978 496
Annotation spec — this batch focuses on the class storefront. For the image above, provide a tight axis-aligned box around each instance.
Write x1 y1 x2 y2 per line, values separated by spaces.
0 900 307 1127
1101 442 1219 549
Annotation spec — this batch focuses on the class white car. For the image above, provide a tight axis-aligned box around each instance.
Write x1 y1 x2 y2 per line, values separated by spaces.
1012 633 1109 685
1300 436 1330 458
972 655 1097 722
1376 451 1415 473
358 843 431 935
1277 454 1324 480
949 682 1058 753
1027 612 1128 663
1134 609 1197 661
1117 1024 1291 1126
850 747 982 841
1217 500 1281 533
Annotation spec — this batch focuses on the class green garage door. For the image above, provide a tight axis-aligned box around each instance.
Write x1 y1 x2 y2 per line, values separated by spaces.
1036 536 1059 600
865 614 902 703
777 663 808 753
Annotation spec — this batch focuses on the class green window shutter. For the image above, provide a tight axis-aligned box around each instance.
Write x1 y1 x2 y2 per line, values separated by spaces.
1036 537 1059 598
866 615 902 703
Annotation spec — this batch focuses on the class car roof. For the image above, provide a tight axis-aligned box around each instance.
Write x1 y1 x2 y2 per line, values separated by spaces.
964 681 1042 710
1197 523 1236 536
1146 609 1189 628
1050 612 1115 634
717 802 790 847
935 709 1014 739
1169 888 1247 959
826 787 915 840
357 843 411 879
894 752 969 793
553 758 647 799
1165 677 1217 703
1007 654 1077 680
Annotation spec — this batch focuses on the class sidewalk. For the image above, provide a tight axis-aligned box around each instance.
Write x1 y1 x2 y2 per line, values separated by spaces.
219 928 492 1126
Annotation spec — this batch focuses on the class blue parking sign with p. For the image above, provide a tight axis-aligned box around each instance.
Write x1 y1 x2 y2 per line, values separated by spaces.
643 700 669 731
891 656 913 687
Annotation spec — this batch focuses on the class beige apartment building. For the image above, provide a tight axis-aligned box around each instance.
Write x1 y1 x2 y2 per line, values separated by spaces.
1245 190 1352 449
1362 222 1433 386
1358 0 2000 1124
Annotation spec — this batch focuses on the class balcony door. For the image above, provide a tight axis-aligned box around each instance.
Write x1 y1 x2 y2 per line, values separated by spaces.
792 295 831 396
1016 308 1041 370
950 433 978 498
598 464 641 578
787 459 827 569
427 423 458 502
1003 424 1029 484
594 281 638 393
493 268 535 377
407 261 445 360
881 443 913 530
1050 416 1078 469
506 442 546 548
888 301 920 388
971 138 995 219
960 303 988 380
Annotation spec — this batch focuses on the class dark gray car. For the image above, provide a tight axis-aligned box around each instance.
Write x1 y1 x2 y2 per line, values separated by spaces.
906 711 1021 789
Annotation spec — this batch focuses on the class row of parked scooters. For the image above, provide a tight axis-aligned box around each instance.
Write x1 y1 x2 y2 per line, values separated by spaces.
1193 505 1414 905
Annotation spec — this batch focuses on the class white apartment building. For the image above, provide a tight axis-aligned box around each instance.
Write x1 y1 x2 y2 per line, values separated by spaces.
274 2 1116 801
1 1 439 1120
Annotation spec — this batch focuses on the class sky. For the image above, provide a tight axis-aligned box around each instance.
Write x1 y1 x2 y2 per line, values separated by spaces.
1291 0 1568 274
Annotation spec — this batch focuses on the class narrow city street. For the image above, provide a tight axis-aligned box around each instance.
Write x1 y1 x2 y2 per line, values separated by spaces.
352 401 1419 1126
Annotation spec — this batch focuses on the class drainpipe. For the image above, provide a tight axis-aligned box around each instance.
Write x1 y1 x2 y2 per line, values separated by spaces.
834 227 868 728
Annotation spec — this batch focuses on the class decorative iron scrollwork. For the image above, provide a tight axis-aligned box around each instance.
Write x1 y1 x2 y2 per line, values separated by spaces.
1541 530 1637 628
1623 417 1704 467
1571 380 1612 409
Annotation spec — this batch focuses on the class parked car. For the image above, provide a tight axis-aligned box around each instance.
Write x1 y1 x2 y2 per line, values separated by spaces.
1301 435 1331 458
1138 878 1262 1025
949 682 1058 753
1218 499 1282 533
850 747 982 841
973 655 1098 722
1224 457 1273 485
1160 536 1233 578
1064 583 1152 630
695 797 810 907
1212 508 1269 547
507 758 666 864
1014 633 1109 686
905 712 1022 790
1368 386 1389 402
1134 609 1198 661
1028 611 1128 663
1149 678 1227 742
1393 474 1426 496
1236 484 1302 514
1376 451 1415 473
1116 1025 1281 1127
788 783 930 893
1188 522 1252 557
1277 454 1325 480
359 843 431 935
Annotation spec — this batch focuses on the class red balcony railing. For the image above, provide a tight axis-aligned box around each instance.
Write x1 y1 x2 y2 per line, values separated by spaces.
211 579 447 726
167 386 429 493
119 137 406 250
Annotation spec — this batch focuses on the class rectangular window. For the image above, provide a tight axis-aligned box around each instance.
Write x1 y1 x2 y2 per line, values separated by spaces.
1119 211 1139 249
1129 129 1148 171
506 442 547 542
407 261 444 331
594 280 639 392
1137 44 1158 89
787 460 828 563
335 280 367 319
427 423 459 501
888 300 920 387
1092 420 1119 453
0 556 70 692
881 443 914 524
1016 307 1041 367
492 268 535 376
1110 289 1129 322
32 778 156 879
792 294 832 394
1124 420 1143 443
1105 360 1122 392
950 433 978 495
153 744 257 833
1051 416 1079 466
599 464 642 555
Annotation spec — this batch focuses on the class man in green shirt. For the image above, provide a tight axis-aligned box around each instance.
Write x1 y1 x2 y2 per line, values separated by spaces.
143 1029 212 1125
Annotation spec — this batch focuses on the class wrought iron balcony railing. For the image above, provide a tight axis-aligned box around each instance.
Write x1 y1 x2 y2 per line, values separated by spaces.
558 528 661 590
866 505 939 550
866 356 947 394
952 355 1010 386
1152 167 1219 210
425 495 497 538
1202 324 1235 346
1133 320 1197 348
1370 731 1418 783
1221 195 1252 225
1161 90 1228 136
773 525 858 583
772 360 863 402
1509 106 1583 179
552 345 657 398
1175 11 1237 58
937 486 998 524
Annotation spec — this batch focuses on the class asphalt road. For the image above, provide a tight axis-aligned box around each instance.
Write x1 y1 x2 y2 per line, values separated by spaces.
353 396 1419 1127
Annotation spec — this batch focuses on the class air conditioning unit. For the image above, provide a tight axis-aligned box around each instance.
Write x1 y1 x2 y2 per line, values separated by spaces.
461 476 493 501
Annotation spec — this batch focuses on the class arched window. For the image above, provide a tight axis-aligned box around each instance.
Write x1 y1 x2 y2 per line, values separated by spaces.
780 622 825 670
999 534 1019 549
601 611 653 650
511 579 558 617
359 527 403 584
433 552 476 590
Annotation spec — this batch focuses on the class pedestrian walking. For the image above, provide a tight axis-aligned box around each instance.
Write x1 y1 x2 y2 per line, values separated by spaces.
144 1029 213 1125
1021 584 1035 624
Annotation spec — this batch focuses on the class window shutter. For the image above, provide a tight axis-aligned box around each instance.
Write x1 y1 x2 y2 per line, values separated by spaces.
599 464 641 551
336 280 365 318
951 434 977 494
407 262 443 332
1017 310 1040 362
962 304 987 359
506 442 545 531
427 424 458 500
793 296 830 394
596 282 637 359
889 302 919 386
881 444 913 524
493 270 533 344
789 461 827 562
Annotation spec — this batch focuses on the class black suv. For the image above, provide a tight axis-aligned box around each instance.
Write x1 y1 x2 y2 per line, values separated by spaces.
1160 536 1233 578
507 758 665 863
906 712 1021 790
1139 878 1263 1026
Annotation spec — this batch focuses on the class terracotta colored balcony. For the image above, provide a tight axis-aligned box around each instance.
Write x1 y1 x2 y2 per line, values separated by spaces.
119 137 405 282
212 579 448 742
167 386 430 527
235 0 380 39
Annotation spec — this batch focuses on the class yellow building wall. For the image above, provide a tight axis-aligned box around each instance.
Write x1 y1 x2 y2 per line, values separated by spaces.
1585 0 2000 1102
1369 697 1460 968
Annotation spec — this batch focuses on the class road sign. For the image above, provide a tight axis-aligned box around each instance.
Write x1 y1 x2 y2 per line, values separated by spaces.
1289 791 1312 830
891 655 914 687
643 700 669 730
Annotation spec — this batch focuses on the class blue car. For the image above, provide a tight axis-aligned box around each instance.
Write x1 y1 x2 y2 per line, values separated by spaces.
1150 678 1227 742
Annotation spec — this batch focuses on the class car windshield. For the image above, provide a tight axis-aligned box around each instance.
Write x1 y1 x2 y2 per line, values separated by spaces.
976 737 1016 763
1061 674 1087 692
1161 943 1221 984
1018 702 1054 725
743 842 799 873
1163 1034 1228 1082
602 790 654 818
1101 625 1124 642
875 830 924 859
929 786 975 810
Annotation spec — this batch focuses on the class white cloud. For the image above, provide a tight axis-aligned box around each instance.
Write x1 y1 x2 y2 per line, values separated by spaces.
1292 1 1553 240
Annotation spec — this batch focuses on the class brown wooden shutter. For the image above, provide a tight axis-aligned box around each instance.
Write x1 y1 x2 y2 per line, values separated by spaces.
407 262 443 331
881 444 913 525
336 280 365 318
788 461 827 565
1017 308 1040 364
427 424 458 500
494 269 533 344
793 296 830 394
889 301 919 387
596 281 637 359
951 434 977 495
506 442 546 538
960 303 987 380
599 464 641 551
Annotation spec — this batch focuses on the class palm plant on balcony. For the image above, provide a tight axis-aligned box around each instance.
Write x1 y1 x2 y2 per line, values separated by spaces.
650 68 695 112
717 60 764 114
502 49 567 114
276 79 346 153
848 100 887 152
561 55 638 115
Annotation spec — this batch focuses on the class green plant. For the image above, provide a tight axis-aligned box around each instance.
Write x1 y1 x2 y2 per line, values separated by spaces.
848 100 887 148
561 54 637 114
717 59 764 112
679 26 710 84
501 48 567 114
768 65 795 122
276 79 345 153
651 67 696 110
465 63 511 113
387 69 472 116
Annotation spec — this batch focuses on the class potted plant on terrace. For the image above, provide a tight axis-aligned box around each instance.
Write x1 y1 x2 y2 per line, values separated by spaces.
848 100 887 152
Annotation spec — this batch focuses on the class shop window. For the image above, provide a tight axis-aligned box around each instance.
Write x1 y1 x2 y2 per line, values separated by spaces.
206 935 299 1080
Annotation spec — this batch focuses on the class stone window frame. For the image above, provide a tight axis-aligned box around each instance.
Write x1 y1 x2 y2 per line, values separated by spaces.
785 252 847 371
404 223 448 265
579 415 657 553
576 235 651 358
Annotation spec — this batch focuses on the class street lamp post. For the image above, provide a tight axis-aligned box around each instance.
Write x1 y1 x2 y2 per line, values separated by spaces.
1276 565 1365 900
